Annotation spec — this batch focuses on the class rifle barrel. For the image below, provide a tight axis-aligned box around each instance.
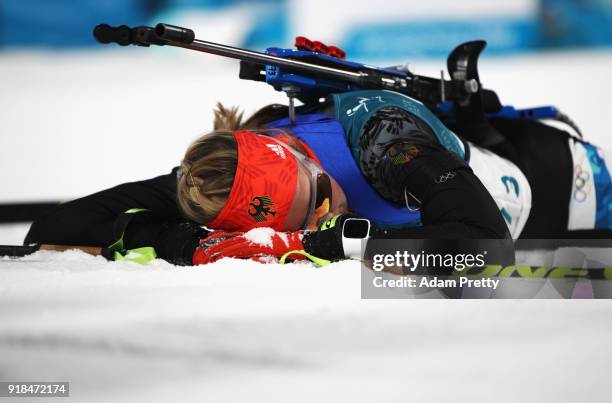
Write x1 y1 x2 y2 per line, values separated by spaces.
167 38 387 87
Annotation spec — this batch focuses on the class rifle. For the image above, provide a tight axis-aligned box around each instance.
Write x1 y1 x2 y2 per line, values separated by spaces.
92 22 582 138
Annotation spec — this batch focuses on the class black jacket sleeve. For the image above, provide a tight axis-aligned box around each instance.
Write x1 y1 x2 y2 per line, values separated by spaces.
359 107 510 239
24 168 208 265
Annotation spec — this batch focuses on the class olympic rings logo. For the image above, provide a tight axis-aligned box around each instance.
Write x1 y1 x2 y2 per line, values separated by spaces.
435 171 456 184
573 165 591 203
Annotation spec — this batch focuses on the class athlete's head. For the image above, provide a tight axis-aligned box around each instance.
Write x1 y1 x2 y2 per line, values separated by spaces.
177 103 347 231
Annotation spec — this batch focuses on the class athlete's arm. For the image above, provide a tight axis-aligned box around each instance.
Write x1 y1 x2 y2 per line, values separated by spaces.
24 169 207 265
361 108 509 239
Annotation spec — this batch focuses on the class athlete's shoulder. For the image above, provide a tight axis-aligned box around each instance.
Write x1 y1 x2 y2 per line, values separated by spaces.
360 106 440 151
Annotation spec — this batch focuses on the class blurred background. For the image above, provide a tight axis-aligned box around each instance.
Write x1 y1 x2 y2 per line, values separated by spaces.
1 0 612 242
3 0 612 56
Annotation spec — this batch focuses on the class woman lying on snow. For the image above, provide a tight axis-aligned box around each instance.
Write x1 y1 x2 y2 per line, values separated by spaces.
25 90 612 266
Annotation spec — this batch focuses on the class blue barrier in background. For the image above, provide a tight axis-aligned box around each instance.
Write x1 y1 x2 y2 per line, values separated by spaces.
0 0 155 47
343 18 539 59
539 0 612 48
0 0 611 58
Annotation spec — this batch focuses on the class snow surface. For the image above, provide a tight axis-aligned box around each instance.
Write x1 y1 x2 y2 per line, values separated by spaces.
2 249 612 403
2 49 612 401
2 223 612 402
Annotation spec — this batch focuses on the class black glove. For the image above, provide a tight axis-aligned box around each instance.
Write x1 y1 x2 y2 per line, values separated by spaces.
302 214 370 262
153 221 210 266
119 210 209 266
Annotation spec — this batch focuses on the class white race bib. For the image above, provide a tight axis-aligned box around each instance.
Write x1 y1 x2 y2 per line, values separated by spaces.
468 143 532 239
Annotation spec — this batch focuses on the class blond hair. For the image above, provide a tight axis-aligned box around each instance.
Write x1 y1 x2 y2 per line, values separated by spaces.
178 102 301 225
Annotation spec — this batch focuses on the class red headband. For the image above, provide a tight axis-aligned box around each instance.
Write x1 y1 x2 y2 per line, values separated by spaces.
208 131 298 231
